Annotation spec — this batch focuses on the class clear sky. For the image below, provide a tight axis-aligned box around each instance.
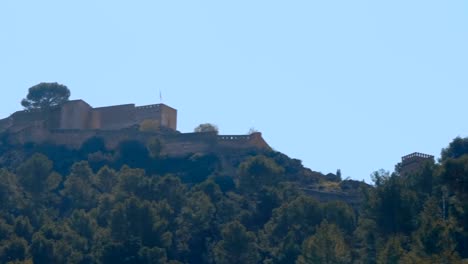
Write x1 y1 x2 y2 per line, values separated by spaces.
1 1 467 182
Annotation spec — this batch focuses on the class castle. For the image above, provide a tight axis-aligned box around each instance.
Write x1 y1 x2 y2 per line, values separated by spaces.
0 100 269 156
0 100 177 132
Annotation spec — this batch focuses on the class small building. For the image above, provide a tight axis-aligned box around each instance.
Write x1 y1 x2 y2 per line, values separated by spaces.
400 152 434 175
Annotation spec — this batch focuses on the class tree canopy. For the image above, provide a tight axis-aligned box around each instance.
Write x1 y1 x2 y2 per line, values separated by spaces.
194 123 219 134
21 82 71 110
0 135 466 263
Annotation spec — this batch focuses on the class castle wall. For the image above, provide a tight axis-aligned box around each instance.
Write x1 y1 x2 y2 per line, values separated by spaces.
135 104 161 124
93 104 136 130
8 127 270 158
2 100 178 134
45 108 62 129
218 133 270 150
161 132 217 156
59 101 92 129
47 129 99 148
7 110 48 133
135 104 177 131
10 109 46 125
159 105 177 130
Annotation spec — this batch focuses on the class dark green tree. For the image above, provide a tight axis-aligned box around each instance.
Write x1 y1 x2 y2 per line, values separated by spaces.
323 200 356 235
213 221 259 264
262 196 323 264
376 235 407 264
297 220 351 264
14 216 33 241
0 169 23 212
353 218 378 264
0 236 29 263
410 198 461 263
92 166 118 193
17 154 62 203
194 123 218 134
21 82 70 110
174 191 215 263
238 155 284 193
61 161 98 210
441 137 468 161
369 170 419 235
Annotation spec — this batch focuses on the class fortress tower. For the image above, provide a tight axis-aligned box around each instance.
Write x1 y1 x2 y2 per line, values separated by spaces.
400 152 434 175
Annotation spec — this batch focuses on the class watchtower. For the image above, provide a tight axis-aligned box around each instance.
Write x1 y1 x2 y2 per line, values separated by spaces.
400 152 434 175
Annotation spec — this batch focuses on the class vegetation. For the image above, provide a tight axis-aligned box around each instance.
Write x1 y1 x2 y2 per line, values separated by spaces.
0 134 467 263
21 82 71 110
194 123 219 134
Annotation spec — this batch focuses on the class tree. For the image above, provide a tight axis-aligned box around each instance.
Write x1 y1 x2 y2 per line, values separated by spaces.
175 191 215 263
194 123 218 134
238 155 284 193
213 221 260 264
411 198 461 263
21 82 70 110
297 220 351 264
336 169 342 181
61 161 98 210
441 137 468 162
376 235 407 264
262 196 323 264
0 236 29 263
0 169 22 212
17 153 62 202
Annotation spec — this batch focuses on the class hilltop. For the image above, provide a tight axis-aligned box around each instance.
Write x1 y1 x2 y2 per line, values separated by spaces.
0 96 364 205
1 88 467 263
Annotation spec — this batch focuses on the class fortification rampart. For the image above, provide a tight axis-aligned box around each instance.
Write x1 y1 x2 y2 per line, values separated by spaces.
136 104 161 121
94 104 136 130
1 99 268 155
1 100 177 133
59 101 93 129
135 104 177 130
5 127 270 157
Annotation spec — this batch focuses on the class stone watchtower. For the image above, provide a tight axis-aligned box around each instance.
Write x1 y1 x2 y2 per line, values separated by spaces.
400 152 434 175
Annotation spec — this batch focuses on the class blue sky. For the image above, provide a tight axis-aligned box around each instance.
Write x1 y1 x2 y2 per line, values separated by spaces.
1 1 467 182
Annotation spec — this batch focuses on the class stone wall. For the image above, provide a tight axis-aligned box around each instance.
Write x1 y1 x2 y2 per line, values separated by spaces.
135 104 177 131
59 100 93 129
1 100 178 133
301 188 362 209
0 100 273 156
218 132 270 150
135 104 161 123
94 104 136 130
7 110 48 133
6 128 270 158
159 104 177 130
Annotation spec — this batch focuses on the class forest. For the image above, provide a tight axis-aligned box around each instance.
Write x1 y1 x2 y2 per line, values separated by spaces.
0 133 467 263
